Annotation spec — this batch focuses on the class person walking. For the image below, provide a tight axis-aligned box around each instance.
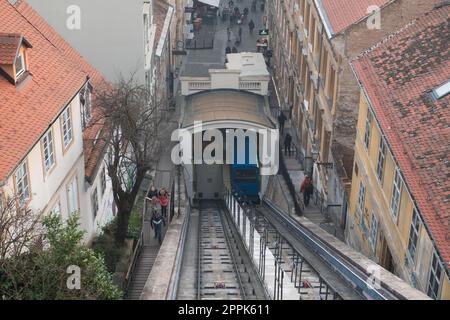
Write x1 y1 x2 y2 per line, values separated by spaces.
300 175 314 207
227 27 231 41
158 188 169 219
278 112 286 135
248 19 255 34
232 46 238 53
284 133 292 157
151 209 165 245
238 26 242 42
147 185 158 200
226 46 232 54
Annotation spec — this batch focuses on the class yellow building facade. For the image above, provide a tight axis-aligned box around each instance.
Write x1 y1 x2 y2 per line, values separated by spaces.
348 92 450 300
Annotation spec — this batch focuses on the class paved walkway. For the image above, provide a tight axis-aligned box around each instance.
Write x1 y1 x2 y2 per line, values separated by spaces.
183 0 267 76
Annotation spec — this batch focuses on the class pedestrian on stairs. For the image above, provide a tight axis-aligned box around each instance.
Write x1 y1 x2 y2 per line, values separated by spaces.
158 188 170 219
284 133 292 157
300 175 314 207
151 208 165 245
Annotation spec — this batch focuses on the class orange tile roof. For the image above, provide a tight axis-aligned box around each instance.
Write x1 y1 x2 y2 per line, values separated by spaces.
352 5 450 270
316 0 391 36
0 0 108 182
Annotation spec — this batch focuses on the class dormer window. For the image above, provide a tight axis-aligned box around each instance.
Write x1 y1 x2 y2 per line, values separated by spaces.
0 33 32 85
15 52 25 78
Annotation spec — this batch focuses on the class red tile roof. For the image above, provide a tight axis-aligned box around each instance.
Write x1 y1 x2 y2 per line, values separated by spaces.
316 0 391 36
352 6 450 270
0 0 107 182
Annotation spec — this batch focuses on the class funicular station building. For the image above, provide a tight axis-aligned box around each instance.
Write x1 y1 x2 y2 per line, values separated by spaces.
179 52 276 204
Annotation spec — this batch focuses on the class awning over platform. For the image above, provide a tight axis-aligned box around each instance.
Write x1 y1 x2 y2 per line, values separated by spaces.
182 90 275 130
198 0 220 7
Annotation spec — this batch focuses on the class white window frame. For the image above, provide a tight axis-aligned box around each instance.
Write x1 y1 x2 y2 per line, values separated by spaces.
376 138 386 183
390 168 402 222
51 202 61 216
356 181 365 218
80 85 92 129
427 250 443 299
15 161 30 206
67 177 79 215
364 110 372 150
91 187 98 219
100 167 107 197
407 207 421 264
369 211 378 251
15 52 26 78
42 130 55 174
61 106 73 148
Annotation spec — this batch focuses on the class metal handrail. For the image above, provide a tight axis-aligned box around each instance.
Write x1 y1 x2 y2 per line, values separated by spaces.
262 198 398 300
123 194 147 297
168 174 191 300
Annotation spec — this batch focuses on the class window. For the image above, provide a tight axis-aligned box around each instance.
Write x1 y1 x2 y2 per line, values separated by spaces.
42 130 55 173
80 86 92 129
15 161 30 206
67 177 79 214
356 181 365 218
369 212 378 251
15 53 25 78
427 250 443 299
376 138 386 183
100 167 107 197
407 207 421 264
91 188 98 219
61 107 73 148
390 168 402 221
364 110 372 150
52 202 61 216
431 79 450 100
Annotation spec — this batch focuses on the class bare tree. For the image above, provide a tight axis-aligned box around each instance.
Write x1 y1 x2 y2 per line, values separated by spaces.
0 196 44 261
93 74 165 245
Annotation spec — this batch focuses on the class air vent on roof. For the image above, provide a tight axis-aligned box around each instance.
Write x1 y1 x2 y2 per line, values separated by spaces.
431 80 450 100
8 0 17 5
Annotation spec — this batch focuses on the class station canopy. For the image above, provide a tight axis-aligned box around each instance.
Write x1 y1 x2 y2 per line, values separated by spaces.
198 0 220 7
182 90 275 130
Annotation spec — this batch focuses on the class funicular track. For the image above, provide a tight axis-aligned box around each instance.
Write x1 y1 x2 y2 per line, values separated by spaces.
195 200 267 300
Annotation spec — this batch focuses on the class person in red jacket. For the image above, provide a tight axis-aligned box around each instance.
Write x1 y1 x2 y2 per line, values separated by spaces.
158 188 170 219
300 175 314 207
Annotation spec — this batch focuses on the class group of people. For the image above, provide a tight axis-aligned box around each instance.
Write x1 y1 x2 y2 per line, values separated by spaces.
146 185 170 244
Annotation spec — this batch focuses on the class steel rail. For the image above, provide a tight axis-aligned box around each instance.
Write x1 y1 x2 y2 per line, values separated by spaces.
217 201 247 300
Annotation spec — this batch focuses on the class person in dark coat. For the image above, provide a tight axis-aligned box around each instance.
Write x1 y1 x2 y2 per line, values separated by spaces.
248 19 255 34
232 46 238 53
238 26 242 41
278 112 286 135
151 209 166 244
147 185 158 199
284 133 292 157
300 175 314 207
226 46 232 54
